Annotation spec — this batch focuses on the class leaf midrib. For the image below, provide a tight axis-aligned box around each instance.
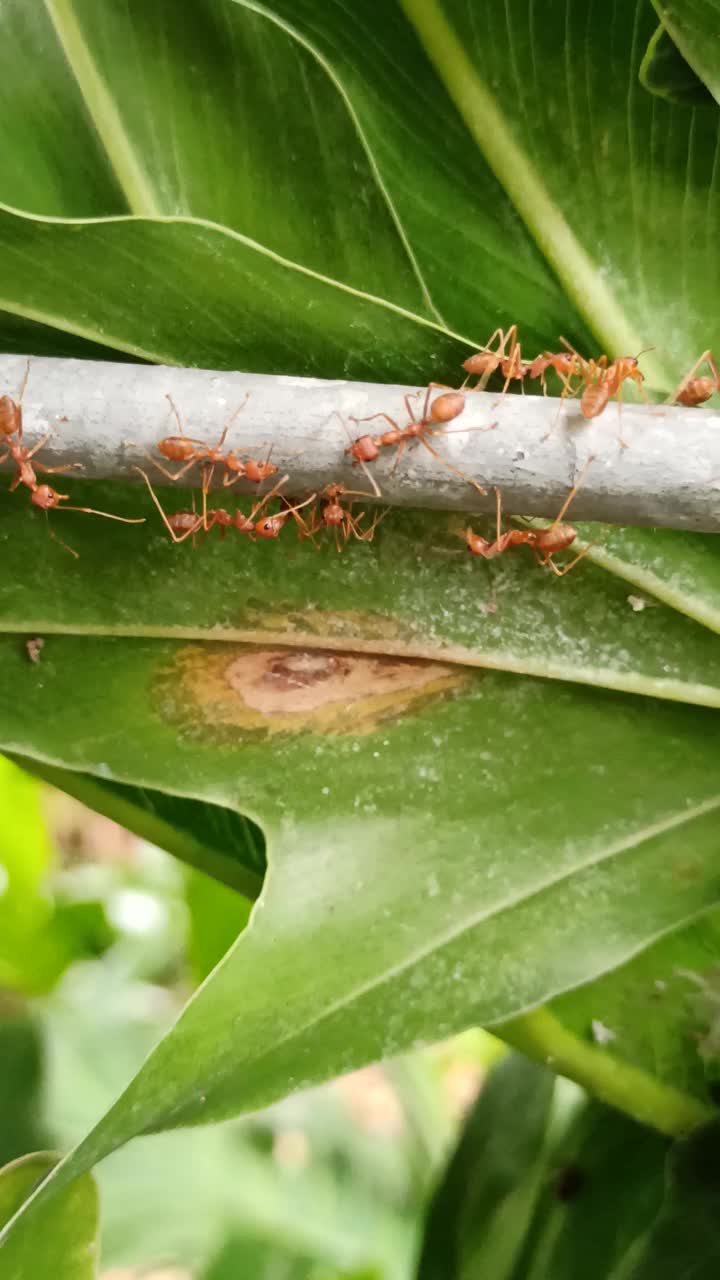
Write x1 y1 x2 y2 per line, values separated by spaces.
0 621 718 707
178 792 720 1083
43 0 162 216
398 0 672 389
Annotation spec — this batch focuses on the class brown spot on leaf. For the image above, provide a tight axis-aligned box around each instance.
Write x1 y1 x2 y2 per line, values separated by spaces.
156 643 465 741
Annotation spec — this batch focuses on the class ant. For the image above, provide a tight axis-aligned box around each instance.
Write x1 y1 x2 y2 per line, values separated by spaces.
560 338 648 419
222 446 278 487
668 351 720 407
1 430 84 496
462 326 530 393
25 483 145 558
0 360 29 438
346 387 468 473
460 458 595 577
528 350 583 395
143 393 250 485
305 483 387 552
0 361 84 496
135 467 314 545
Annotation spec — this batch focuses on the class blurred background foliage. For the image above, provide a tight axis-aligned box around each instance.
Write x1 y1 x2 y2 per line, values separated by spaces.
0 754 501 1278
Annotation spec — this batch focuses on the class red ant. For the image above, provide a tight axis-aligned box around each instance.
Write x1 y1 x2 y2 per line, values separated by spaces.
0 360 29 438
462 326 531 393
346 387 468 472
460 458 596 576
560 339 648 425
0 360 84 496
528 350 583 395
1 430 84 496
668 350 720 407
305 483 387 552
143 393 250 484
222 446 278 488
135 467 314 545
23 483 144 558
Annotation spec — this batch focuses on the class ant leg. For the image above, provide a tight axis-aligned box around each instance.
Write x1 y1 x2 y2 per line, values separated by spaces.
165 393 186 434
23 432 53 461
403 391 425 425
46 519 80 559
547 455 595 528
62 506 146 524
36 462 84 476
494 485 503 544
146 454 200 483
615 385 629 450
200 461 215 530
133 466 196 542
364 505 389 539
419 434 487 496
389 437 409 476
541 374 582 443
16 358 31 407
214 392 250 451
545 540 599 577
350 411 401 431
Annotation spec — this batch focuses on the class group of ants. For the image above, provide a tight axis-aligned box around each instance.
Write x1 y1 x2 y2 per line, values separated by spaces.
1 327 717 571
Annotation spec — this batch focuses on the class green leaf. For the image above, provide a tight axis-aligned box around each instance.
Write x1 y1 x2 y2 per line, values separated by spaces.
416 1054 555 1280
0 1011 47 1166
2 608 720 1233
509 1102 668 1280
650 1 720 106
185 869 253 982
620 1117 720 1278
11 754 265 898
4 484 720 709
203 1234 380 1280
0 1152 99 1280
3 0 720 1248
639 23 716 106
0 756 80 993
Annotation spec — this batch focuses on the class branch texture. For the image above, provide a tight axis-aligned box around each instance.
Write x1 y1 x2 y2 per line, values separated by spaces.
1 354 719 531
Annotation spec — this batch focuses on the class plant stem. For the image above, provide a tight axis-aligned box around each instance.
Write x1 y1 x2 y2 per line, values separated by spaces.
3 352 720 533
497 1006 714 1137
43 0 162 216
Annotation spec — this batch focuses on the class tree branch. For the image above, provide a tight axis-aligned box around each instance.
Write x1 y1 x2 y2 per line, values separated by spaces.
1 354 718 531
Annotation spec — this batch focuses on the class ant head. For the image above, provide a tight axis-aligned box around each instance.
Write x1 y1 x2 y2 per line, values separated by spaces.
32 484 67 510
255 515 285 539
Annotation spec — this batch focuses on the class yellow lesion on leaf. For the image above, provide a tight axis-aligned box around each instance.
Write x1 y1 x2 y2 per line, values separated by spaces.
239 603 419 645
157 642 466 739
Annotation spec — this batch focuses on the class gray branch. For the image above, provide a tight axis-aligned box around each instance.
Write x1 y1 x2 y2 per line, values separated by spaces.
1 353 719 531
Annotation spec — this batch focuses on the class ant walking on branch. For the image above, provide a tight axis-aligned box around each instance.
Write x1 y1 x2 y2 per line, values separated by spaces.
345 387 495 496
462 326 531 394
345 386 468 471
0 361 144 554
143 393 250 484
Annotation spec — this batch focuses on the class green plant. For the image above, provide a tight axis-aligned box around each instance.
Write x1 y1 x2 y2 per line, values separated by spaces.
2 0 720 1272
